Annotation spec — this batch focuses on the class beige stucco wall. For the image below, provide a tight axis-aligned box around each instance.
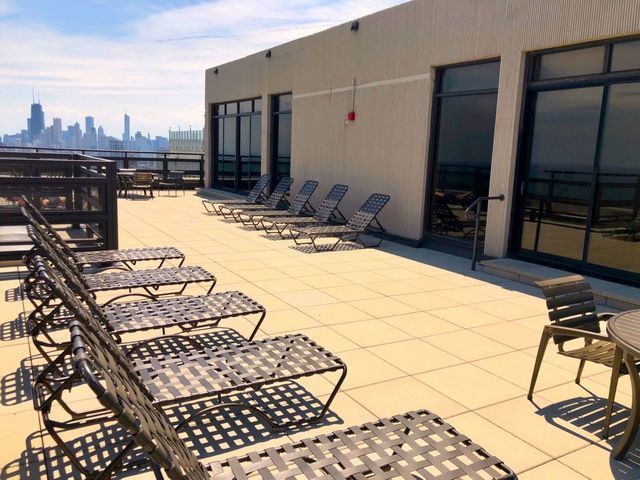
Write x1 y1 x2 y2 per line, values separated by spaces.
204 0 640 255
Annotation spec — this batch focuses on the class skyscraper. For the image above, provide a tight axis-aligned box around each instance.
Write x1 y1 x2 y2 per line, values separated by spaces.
52 117 62 145
28 100 45 142
85 116 94 133
123 113 130 149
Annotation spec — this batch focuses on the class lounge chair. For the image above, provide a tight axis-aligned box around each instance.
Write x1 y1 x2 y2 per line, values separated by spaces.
262 183 349 237
201 174 271 214
235 179 318 229
52 290 515 480
528 275 637 437
21 199 186 269
29 257 265 356
292 193 390 251
34 267 347 477
24 223 216 304
222 176 293 220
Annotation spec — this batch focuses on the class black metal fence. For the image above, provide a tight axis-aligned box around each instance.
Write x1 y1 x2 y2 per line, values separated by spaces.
0 151 118 262
0 146 205 187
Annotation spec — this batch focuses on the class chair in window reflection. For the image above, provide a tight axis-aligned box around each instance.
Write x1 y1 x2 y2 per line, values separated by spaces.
130 172 154 198
431 197 477 238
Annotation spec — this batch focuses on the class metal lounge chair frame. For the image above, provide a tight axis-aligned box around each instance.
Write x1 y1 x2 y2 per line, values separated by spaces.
239 180 318 229
222 176 294 221
528 275 637 438
292 193 390 251
21 198 186 269
24 222 216 303
261 183 349 238
61 311 516 480
28 255 266 358
201 174 271 214
33 266 347 477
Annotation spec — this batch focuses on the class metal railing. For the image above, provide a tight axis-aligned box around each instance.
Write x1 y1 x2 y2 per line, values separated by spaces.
465 194 505 271
0 146 205 187
0 151 118 262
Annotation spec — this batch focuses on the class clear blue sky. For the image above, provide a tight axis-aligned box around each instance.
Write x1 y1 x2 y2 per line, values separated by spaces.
0 0 405 138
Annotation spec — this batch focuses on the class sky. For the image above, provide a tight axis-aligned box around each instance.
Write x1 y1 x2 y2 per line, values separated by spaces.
0 0 406 138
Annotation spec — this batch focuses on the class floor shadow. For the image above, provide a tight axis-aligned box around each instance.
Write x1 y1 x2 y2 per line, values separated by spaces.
536 390 640 478
1 381 342 479
289 242 363 254
0 313 29 342
0 356 40 407
4 286 25 303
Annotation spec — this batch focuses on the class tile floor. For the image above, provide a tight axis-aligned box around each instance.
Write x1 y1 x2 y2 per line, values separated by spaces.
1 192 639 479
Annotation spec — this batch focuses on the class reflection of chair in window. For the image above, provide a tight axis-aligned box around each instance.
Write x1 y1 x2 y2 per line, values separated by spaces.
131 172 154 198
431 198 477 237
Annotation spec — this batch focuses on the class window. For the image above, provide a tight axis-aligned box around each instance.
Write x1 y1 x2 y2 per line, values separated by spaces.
514 37 640 282
426 60 500 242
212 98 262 192
271 94 292 187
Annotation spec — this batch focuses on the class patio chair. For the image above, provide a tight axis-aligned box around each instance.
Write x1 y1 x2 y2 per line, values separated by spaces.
28 257 266 357
221 176 294 220
34 268 347 477
260 183 349 237
24 223 216 304
528 275 638 437
21 199 186 269
130 171 155 198
117 168 136 198
158 170 185 196
292 193 390 251
236 179 318 229
52 300 515 480
202 174 271 214
431 197 477 237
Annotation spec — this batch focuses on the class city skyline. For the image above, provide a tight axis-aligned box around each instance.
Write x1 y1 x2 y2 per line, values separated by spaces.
1 94 191 149
0 0 405 135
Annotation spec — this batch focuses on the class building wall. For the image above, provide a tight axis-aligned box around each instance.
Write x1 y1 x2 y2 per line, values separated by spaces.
204 0 640 254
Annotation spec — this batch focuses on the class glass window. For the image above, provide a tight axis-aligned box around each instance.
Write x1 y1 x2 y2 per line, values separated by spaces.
536 46 605 80
440 62 500 93
611 40 640 72
588 82 640 272
254 98 262 112
215 104 225 116
427 61 499 242
276 94 293 112
212 97 261 192
520 87 603 260
271 93 292 185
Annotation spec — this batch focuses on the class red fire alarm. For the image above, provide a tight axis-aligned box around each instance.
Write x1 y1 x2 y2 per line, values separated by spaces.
347 111 356 121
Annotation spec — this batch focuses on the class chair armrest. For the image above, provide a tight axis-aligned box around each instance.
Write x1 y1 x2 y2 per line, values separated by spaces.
546 325 611 342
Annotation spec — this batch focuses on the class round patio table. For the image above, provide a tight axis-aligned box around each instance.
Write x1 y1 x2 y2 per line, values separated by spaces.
606 310 640 459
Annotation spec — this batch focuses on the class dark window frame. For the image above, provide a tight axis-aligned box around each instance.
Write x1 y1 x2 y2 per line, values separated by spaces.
270 92 292 190
423 58 501 245
510 35 640 285
211 97 262 193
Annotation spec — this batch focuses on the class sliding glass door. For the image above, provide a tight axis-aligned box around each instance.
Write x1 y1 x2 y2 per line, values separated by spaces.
212 98 261 192
514 38 640 280
425 60 500 242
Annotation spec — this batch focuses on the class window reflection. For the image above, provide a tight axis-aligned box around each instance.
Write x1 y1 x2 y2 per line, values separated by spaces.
428 61 500 241
272 94 292 185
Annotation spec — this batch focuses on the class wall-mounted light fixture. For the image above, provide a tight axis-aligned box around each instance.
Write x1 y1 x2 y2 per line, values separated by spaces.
265 50 272 58
213 68 219 75
350 20 359 31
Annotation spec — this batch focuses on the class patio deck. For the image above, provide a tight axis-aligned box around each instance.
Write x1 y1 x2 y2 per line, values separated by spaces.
1 192 639 479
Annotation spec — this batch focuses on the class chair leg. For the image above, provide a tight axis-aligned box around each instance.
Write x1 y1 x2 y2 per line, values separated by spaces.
603 346 623 438
575 339 592 384
528 327 551 401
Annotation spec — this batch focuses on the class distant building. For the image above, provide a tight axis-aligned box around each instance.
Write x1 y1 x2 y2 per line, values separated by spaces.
97 126 106 149
52 117 62 146
28 102 45 142
169 128 203 153
123 113 130 149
